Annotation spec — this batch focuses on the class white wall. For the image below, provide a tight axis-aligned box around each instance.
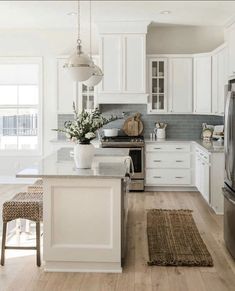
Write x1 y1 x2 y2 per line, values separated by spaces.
147 25 224 54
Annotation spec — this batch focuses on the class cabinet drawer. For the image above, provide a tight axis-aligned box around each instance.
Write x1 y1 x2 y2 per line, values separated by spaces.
146 169 191 185
146 143 190 153
146 152 191 168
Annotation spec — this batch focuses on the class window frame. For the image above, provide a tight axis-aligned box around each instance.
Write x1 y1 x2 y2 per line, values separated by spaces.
0 57 43 156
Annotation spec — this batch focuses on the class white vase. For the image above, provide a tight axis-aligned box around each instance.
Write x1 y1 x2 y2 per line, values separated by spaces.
74 143 95 169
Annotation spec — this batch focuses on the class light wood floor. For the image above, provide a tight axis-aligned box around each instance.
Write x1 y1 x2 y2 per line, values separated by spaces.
0 186 235 291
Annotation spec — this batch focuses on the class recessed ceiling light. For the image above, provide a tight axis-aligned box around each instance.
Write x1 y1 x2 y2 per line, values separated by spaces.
67 12 77 16
160 10 171 15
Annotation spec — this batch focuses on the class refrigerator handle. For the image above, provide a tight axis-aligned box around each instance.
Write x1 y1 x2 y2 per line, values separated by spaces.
224 91 233 181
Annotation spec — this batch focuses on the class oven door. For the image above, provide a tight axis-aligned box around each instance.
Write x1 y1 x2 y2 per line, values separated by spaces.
129 148 144 179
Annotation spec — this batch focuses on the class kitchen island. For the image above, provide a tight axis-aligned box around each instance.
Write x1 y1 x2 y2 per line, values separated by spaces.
16 148 130 273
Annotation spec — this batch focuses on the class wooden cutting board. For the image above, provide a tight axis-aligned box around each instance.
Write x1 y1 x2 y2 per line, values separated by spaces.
123 113 144 136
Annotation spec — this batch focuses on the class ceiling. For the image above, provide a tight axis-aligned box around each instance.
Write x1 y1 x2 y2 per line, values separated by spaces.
0 1 234 29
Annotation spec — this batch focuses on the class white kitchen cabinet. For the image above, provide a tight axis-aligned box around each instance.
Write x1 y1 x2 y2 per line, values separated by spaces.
147 58 167 113
225 23 235 77
123 35 146 93
195 146 224 214
57 58 78 113
98 33 147 104
168 57 193 113
212 45 228 115
145 142 192 187
99 35 122 93
193 55 212 114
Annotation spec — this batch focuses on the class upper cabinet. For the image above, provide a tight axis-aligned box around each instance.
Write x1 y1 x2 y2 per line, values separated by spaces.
168 57 193 113
193 55 212 114
212 44 228 115
225 23 235 78
99 35 122 93
97 21 149 104
147 58 167 113
123 35 146 93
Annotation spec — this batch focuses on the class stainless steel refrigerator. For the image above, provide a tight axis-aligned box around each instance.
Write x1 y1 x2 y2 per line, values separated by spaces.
224 78 235 259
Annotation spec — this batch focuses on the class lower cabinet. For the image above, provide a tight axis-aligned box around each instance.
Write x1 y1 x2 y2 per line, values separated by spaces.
145 141 224 214
145 142 192 186
195 146 224 214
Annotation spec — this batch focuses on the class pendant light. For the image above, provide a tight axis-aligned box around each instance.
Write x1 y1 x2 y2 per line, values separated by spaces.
83 0 103 86
64 0 94 82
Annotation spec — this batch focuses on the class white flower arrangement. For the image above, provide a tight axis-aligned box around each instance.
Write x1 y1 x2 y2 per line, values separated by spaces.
54 103 117 144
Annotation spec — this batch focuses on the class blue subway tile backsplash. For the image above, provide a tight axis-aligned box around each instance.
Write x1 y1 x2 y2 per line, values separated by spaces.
57 104 224 140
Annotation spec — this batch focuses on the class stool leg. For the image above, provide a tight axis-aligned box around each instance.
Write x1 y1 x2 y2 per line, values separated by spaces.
36 222 41 267
1 222 7 266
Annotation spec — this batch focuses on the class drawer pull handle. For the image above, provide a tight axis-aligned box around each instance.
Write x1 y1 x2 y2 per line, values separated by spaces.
153 176 162 178
154 160 162 162
176 147 183 150
175 176 184 179
176 160 183 162
154 147 162 150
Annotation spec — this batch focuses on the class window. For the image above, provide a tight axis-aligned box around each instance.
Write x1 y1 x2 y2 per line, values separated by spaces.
0 58 42 155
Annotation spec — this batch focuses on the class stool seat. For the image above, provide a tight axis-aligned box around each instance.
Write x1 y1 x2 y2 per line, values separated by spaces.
27 179 43 193
1 191 43 267
3 192 43 223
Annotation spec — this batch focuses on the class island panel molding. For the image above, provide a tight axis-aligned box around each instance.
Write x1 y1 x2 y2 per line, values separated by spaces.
43 177 122 272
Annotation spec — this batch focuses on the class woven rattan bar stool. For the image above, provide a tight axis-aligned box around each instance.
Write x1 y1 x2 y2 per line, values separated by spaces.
1 191 43 267
27 179 43 193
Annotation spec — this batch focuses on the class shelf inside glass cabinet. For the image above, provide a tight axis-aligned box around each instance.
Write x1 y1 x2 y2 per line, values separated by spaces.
152 94 164 110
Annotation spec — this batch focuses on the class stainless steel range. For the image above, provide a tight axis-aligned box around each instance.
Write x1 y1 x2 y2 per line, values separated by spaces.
101 136 145 191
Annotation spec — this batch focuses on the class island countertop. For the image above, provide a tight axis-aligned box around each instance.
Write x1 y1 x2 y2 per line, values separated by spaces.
16 148 130 179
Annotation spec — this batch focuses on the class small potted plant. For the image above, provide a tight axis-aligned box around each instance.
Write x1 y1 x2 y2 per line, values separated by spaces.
54 103 117 168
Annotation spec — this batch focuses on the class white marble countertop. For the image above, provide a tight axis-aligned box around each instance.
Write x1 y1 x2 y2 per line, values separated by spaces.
144 138 224 153
16 148 130 179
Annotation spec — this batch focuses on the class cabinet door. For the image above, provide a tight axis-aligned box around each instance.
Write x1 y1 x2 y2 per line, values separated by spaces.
57 58 78 113
194 56 212 113
169 58 193 113
148 58 167 113
124 35 146 93
212 47 228 115
99 35 122 93
227 25 235 77
195 154 201 192
217 47 228 114
201 161 210 203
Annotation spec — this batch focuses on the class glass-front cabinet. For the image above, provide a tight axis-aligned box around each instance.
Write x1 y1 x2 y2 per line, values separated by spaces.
78 84 98 113
148 58 167 113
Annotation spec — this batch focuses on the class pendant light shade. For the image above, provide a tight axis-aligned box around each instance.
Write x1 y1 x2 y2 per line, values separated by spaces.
64 43 94 81
64 1 94 82
83 64 103 86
